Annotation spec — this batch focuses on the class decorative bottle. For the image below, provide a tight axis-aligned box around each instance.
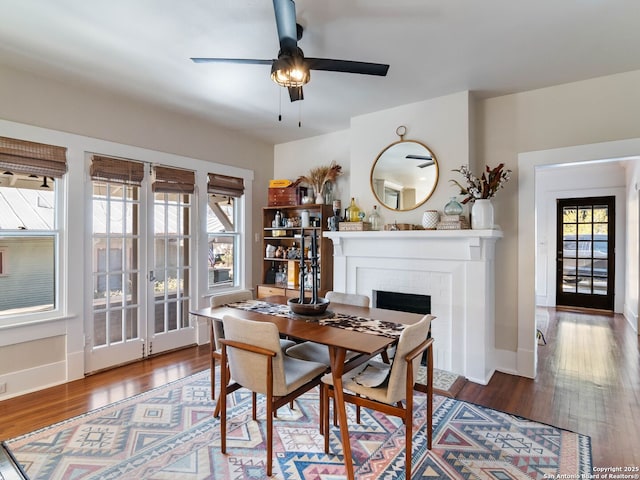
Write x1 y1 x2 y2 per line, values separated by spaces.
368 205 382 230
443 197 463 216
348 197 361 222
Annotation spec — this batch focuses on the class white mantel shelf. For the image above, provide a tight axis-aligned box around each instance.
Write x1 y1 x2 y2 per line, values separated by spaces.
325 229 502 239
324 228 503 385
325 229 503 262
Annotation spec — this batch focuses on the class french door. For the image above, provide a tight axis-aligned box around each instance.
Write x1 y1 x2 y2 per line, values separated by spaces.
86 175 194 373
556 196 615 311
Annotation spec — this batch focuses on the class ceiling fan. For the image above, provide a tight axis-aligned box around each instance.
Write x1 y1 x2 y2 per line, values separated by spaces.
191 0 389 102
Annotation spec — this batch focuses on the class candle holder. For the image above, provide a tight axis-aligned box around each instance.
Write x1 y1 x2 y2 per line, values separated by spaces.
288 228 330 315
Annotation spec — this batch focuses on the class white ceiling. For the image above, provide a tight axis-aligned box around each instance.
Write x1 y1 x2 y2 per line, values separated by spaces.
1 0 639 145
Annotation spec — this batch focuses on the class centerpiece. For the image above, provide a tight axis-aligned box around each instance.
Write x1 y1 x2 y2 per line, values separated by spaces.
287 228 330 315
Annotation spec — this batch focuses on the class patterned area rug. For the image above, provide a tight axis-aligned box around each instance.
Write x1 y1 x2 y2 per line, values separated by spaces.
417 367 467 398
6 370 592 479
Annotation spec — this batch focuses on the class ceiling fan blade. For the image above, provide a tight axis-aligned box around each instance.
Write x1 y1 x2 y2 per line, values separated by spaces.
305 58 389 76
288 86 304 102
406 154 433 160
191 58 274 65
272 0 298 53
417 160 435 168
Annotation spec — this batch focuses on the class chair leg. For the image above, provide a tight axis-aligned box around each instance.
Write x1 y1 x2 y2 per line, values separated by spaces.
319 383 325 435
220 356 228 455
427 346 433 450
210 355 216 401
266 398 273 477
252 392 257 421
323 384 331 454
213 364 231 418
405 408 413 480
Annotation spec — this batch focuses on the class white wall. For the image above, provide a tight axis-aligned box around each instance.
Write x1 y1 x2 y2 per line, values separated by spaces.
275 91 472 226
625 161 640 331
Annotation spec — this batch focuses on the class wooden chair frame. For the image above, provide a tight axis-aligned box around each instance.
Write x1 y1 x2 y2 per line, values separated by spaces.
219 338 324 477
322 337 434 480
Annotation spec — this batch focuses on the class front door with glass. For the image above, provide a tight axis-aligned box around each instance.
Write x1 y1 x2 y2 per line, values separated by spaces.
556 196 615 311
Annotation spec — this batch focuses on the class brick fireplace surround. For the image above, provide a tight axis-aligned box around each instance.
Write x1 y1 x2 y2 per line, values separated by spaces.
324 229 502 385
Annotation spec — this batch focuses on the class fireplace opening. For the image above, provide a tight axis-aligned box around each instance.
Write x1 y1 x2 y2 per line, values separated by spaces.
372 290 431 315
373 290 431 365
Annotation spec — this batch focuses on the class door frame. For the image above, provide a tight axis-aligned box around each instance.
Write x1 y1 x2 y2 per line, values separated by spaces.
555 195 615 311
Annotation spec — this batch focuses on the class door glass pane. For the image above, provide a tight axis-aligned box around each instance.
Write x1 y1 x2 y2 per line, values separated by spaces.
577 277 592 294
94 310 106 347
93 200 107 234
563 206 577 223
109 309 123 343
125 307 138 340
578 207 592 223
577 223 592 236
594 223 608 235
593 206 608 222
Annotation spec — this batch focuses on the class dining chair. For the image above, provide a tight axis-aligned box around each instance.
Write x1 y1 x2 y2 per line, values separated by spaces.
209 289 295 401
219 314 328 477
321 313 435 480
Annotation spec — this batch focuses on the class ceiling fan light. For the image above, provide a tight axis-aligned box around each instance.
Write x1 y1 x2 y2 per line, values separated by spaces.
271 56 309 88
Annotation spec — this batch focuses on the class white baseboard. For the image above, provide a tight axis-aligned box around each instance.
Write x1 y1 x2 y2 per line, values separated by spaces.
623 304 638 333
0 361 67 400
494 347 535 379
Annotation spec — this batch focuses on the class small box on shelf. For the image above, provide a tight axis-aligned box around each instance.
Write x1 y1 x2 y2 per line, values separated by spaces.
338 221 372 231
436 215 470 230
268 185 307 206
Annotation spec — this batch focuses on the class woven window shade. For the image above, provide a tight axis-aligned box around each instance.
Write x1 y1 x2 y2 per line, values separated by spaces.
0 136 68 178
152 165 195 193
208 173 245 197
90 155 145 185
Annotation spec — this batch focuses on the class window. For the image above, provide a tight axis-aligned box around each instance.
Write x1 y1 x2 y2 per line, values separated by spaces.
0 173 58 316
207 173 245 289
207 195 238 288
0 136 67 320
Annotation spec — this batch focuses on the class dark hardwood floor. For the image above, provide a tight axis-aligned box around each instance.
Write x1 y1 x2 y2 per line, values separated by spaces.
1 308 638 467
458 308 640 467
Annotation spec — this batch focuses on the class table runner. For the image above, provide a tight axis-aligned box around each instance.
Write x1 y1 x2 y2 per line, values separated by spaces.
226 300 405 338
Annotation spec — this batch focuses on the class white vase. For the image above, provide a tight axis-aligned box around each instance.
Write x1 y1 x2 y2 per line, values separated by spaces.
471 199 494 229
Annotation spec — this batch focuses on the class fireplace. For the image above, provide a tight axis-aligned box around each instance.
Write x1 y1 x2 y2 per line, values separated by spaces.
324 229 502 385
373 290 430 315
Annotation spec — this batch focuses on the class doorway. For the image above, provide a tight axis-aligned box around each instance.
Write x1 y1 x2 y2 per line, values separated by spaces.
556 196 615 311
86 170 195 373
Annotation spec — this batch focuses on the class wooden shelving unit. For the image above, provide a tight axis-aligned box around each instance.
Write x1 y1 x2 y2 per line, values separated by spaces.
257 204 333 299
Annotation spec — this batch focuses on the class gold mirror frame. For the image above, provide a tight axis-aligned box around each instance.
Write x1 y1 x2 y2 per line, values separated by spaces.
370 134 439 211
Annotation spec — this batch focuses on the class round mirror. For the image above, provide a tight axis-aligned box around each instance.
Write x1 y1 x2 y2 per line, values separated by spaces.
370 139 439 211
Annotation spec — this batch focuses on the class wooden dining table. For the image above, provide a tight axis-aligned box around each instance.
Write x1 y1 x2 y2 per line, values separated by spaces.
192 295 424 480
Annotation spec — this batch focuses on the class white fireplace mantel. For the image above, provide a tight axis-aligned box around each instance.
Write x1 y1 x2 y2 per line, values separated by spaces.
324 229 503 385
